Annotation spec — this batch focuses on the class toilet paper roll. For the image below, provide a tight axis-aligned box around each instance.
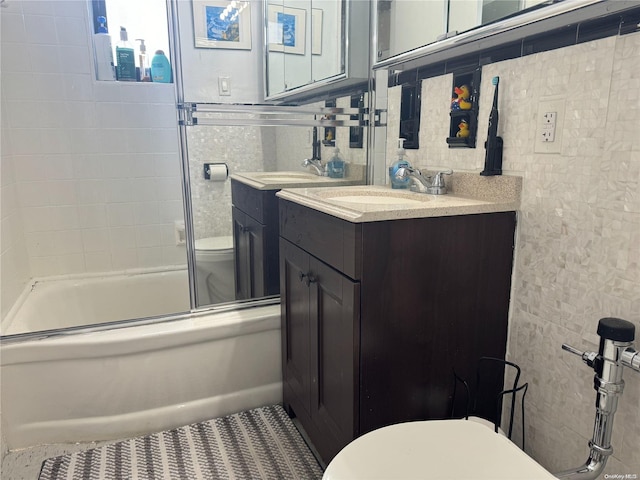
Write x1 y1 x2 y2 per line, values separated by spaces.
206 163 228 181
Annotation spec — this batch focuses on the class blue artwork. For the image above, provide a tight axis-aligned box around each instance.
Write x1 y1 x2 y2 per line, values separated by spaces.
277 12 296 47
206 5 240 42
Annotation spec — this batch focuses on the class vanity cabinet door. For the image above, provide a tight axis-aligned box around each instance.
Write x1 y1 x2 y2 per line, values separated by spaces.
280 238 313 419
232 207 267 300
231 180 280 302
309 255 360 462
280 238 360 464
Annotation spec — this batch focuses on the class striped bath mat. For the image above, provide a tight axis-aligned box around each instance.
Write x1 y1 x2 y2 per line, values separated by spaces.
39 405 323 480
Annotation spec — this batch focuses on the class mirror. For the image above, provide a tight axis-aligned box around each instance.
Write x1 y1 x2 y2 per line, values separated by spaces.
265 0 369 100
377 0 548 62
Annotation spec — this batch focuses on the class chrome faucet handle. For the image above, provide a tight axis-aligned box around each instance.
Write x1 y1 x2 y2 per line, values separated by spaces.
431 169 453 187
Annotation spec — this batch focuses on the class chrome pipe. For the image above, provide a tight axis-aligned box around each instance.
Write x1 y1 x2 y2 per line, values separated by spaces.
556 318 637 480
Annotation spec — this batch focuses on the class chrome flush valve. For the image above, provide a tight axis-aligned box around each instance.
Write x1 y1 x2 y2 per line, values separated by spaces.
556 317 639 480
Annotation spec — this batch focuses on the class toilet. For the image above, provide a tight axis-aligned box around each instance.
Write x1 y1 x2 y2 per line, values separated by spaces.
322 419 556 479
194 236 235 305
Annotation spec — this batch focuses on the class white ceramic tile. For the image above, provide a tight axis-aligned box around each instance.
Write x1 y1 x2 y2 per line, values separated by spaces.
47 180 77 205
1 12 27 44
56 45 91 74
21 206 56 233
52 229 83 255
135 224 164 248
64 73 94 101
25 231 56 257
137 246 164 268
131 177 158 202
16 181 50 207
30 255 61 277
21 0 55 16
23 14 58 45
84 252 113 273
81 228 110 253
96 102 124 129
27 44 61 74
77 204 107 228
108 226 137 250
105 179 135 203
48 205 80 230
110 248 138 270
57 253 86 273
54 16 88 47
106 203 135 226
2 44 32 73
31 72 66 102
132 202 160 225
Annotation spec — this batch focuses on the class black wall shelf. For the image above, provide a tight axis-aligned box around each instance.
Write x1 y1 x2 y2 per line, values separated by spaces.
446 68 481 148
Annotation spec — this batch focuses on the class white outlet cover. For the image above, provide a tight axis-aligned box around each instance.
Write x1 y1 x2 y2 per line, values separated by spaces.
535 97 565 154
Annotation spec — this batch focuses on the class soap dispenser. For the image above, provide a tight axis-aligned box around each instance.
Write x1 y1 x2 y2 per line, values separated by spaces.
115 26 136 81
389 139 411 189
326 147 346 178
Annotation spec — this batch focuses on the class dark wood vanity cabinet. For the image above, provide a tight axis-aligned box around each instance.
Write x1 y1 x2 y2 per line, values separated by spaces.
231 179 280 300
279 199 517 464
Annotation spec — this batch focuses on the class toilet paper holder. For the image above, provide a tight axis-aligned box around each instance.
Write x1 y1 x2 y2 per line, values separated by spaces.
204 163 228 181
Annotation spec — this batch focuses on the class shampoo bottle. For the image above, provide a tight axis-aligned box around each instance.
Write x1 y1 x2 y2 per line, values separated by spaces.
388 139 412 189
115 26 136 81
151 50 172 83
93 16 115 81
326 147 346 178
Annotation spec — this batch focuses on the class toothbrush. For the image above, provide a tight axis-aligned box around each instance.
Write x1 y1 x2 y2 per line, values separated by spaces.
481 76 504 176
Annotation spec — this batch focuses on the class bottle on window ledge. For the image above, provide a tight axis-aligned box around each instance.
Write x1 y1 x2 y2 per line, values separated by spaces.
115 26 136 82
151 50 172 83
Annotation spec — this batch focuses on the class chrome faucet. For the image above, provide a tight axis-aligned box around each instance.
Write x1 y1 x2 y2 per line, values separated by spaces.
395 167 452 194
301 157 326 176
301 126 326 176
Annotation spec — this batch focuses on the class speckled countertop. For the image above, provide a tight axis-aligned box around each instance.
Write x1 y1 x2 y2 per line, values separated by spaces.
230 170 364 190
276 173 522 223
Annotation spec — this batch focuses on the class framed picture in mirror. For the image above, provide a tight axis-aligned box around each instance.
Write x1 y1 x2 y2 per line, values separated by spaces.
312 8 323 55
192 0 252 50
268 4 306 55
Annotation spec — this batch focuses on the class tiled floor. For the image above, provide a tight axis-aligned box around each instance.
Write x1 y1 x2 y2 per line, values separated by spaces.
2 440 115 480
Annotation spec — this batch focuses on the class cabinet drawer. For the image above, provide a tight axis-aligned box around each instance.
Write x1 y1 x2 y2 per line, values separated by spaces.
279 199 362 280
231 179 278 225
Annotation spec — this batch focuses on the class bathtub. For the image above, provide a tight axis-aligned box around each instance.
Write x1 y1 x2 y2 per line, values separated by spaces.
0 271 282 451
1 268 192 335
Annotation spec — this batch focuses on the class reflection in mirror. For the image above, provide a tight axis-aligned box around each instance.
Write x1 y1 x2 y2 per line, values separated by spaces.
377 0 548 62
188 98 367 308
266 0 344 96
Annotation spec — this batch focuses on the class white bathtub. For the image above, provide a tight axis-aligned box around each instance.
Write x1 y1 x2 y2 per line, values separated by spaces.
0 271 282 451
1 269 191 335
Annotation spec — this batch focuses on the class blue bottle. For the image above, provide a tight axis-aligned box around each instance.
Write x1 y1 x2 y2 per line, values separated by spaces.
326 147 346 178
389 139 411 189
151 50 172 83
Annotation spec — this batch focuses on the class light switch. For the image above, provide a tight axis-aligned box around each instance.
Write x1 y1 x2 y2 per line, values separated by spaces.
218 76 231 96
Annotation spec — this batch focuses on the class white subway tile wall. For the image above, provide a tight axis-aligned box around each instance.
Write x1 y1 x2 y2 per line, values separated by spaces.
385 33 640 477
0 0 185 312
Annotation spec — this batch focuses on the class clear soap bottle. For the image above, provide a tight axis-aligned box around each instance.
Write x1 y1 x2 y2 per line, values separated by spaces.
388 139 411 189
326 147 346 178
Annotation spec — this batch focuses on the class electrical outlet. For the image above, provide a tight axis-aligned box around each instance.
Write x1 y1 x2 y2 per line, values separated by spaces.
535 97 565 154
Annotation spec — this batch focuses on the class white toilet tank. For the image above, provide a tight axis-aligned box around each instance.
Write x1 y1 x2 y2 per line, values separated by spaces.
195 236 235 305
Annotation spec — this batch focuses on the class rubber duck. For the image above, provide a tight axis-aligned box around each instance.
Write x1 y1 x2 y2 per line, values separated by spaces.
451 85 472 110
456 119 470 138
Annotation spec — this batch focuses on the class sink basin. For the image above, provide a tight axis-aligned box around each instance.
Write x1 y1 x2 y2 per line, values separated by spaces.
251 172 321 182
325 195 427 206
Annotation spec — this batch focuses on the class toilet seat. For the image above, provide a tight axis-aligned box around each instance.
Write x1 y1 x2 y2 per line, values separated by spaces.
323 419 556 479
195 236 233 254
